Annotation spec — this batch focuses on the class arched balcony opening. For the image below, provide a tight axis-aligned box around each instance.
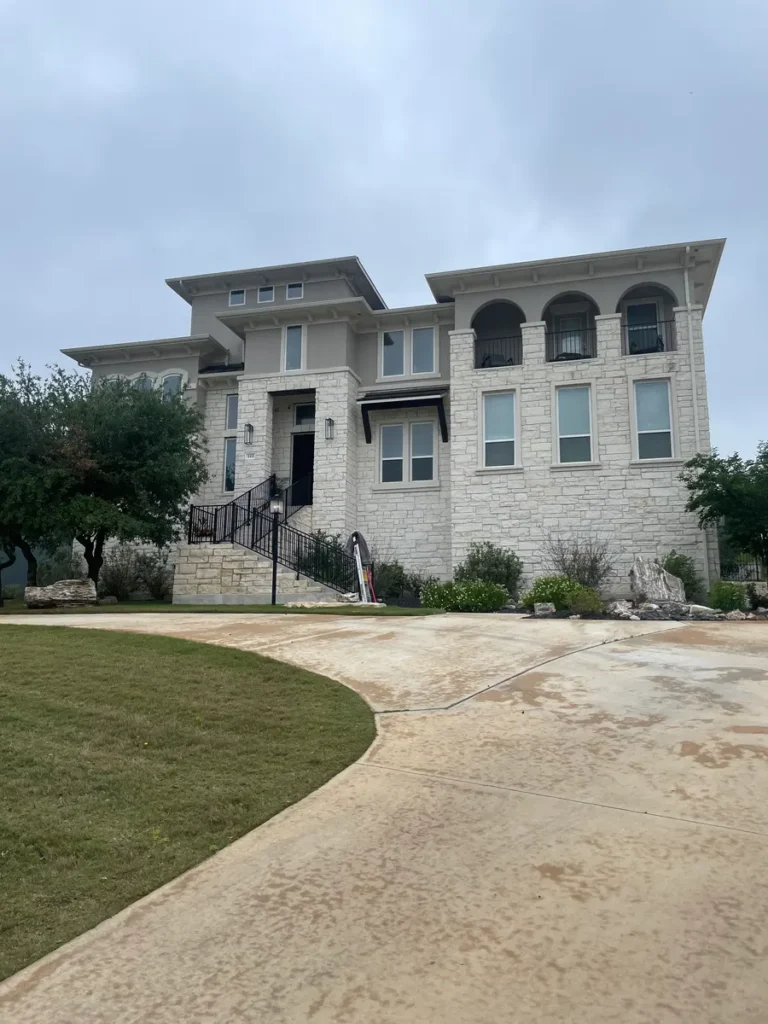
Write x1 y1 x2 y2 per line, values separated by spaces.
543 292 600 361
472 301 526 368
616 284 679 355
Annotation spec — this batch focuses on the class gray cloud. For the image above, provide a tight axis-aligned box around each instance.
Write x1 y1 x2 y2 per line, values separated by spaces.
1 0 764 454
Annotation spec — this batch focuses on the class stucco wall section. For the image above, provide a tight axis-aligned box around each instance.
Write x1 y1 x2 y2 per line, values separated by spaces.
449 315 713 595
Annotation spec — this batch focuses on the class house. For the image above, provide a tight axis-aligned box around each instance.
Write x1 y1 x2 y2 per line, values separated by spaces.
62 239 725 602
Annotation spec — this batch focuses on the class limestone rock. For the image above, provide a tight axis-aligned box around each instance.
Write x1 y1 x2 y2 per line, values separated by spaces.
688 604 725 621
629 556 685 603
726 610 747 621
533 602 556 617
606 599 633 619
25 579 97 609
629 614 641 621
657 601 691 620
338 592 361 604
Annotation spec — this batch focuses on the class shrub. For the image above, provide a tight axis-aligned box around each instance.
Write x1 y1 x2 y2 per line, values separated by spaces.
1 583 24 601
454 541 523 598
37 545 86 586
520 575 582 611
545 535 615 589
662 550 706 604
371 560 436 606
708 580 746 612
97 545 141 601
746 583 768 610
421 579 509 612
135 548 173 601
565 585 604 615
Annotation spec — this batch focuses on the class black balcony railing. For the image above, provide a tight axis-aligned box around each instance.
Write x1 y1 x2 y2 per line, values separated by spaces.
546 327 597 362
622 320 676 355
187 473 276 544
474 334 522 368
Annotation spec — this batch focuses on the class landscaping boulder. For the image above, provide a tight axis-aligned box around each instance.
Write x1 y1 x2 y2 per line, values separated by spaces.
533 602 556 617
25 579 97 609
629 556 685 603
606 599 633 619
688 604 725 621
726 610 747 621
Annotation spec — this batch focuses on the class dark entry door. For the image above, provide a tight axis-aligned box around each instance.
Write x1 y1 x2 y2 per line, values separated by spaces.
291 433 314 506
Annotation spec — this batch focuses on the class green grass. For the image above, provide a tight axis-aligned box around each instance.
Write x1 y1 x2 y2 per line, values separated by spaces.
0 625 376 980
0 599 438 616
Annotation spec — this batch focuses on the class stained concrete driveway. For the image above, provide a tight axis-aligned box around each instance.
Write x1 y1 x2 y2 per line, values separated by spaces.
2 612 768 1023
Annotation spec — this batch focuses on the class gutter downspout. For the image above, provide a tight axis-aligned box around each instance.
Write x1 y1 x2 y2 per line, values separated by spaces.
683 246 701 452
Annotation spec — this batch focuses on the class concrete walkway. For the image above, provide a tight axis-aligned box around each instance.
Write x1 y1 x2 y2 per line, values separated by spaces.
2 612 768 1023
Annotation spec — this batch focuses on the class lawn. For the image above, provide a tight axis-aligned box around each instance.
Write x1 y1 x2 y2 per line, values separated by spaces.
0 599 438 616
0 625 375 981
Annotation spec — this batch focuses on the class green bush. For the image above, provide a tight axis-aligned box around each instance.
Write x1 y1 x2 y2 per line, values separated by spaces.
746 583 768 610
421 579 509 612
565 585 604 615
662 550 706 604
98 545 141 601
371 560 436 604
1 583 24 601
545 535 615 589
708 580 746 612
135 548 173 601
520 575 582 611
454 542 523 598
37 545 85 586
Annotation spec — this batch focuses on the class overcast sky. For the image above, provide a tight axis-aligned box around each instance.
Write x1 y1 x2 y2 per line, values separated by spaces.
0 0 764 456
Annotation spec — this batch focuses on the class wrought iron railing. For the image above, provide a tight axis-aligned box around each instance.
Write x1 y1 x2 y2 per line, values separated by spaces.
474 334 523 368
720 557 766 582
546 327 597 361
248 509 358 594
622 320 676 355
187 474 276 544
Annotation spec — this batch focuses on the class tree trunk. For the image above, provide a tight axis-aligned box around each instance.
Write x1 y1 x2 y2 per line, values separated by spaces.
14 537 37 586
77 530 107 585
0 548 16 608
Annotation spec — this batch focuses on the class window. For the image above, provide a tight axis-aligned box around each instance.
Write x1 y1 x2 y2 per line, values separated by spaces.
286 282 303 300
380 424 404 482
411 422 434 481
229 289 245 306
257 285 274 303
132 374 154 391
557 386 592 463
635 380 673 459
380 327 437 377
224 437 237 492
162 374 183 399
284 325 303 371
295 403 315 426
483 391 516 467
225 393 238 430
411 327 435 374
625 300 663 354
382 330 404 377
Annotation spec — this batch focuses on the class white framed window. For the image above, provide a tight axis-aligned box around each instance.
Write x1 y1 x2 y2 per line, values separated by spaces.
295 403 315 426
379 327 437 378
257 285 274 304
634 379 673 459
380 424 404 482
283 325 304 371
556 385 592 463
482 391 516 468
229 289 246 307
286 282 304 300
162 373 183 399
224 437 237 492
131 374 155 391
225 393 239 430
410 422 434 481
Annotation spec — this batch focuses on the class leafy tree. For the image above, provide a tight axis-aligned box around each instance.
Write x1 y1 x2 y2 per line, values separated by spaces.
0 542 16 607
680 443 768 568
0 364 208 585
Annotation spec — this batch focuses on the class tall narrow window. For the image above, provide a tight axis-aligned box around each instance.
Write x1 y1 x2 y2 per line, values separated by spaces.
225 394 238 430
286 282 303 300
229 289 245 306
285 325 303 371
132 374 154 391
162 374 183 399
635 380 672 459
483 392 516 467
258 285 274 303
410 422 434 481
380 425 404 482
557 386 592 463
412 327 435 374
224 437 237 492
382 330 405 377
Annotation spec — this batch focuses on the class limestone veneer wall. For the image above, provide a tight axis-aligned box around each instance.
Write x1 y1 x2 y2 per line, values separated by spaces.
173 543 332 603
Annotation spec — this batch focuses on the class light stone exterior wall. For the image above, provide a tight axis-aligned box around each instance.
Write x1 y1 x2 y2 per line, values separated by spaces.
449 308 714 596
355 405 451 578
196 382 241 505
173 543 331 602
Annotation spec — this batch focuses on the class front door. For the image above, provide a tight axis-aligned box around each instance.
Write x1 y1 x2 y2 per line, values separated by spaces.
291 433 314 506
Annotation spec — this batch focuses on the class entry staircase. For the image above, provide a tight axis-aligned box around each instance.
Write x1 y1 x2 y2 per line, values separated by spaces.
187 474 358 595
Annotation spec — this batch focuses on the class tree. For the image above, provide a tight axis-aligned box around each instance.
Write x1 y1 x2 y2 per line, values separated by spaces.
0 364 208 585
680 443 768 567
0 542 16 608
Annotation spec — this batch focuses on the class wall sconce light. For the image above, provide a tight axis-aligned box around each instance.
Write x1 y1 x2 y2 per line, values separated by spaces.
243 423 254 445
324 417 335 440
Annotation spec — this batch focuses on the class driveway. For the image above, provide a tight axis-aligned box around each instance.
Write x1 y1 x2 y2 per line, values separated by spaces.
2 613 768 1023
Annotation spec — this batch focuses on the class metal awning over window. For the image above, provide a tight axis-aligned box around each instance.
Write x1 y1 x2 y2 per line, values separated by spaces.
357 387 449 444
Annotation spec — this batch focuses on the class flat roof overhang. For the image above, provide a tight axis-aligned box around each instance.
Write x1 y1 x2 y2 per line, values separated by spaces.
357 387 449 444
